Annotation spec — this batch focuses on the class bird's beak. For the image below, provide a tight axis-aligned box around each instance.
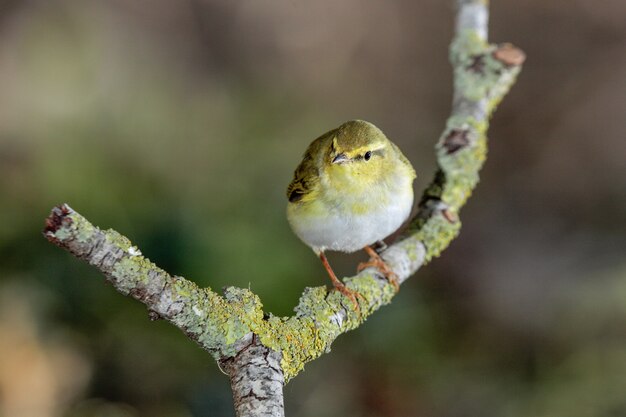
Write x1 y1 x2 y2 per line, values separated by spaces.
332 153 348 164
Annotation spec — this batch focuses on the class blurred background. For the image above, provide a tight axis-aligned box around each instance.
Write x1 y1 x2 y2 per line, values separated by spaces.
1 0 625 416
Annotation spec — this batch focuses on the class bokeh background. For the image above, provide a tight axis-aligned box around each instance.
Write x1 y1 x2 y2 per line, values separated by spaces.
1 0 625 416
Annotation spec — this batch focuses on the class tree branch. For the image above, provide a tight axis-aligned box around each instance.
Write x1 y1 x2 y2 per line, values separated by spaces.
43 1 524 416
222 340 285 417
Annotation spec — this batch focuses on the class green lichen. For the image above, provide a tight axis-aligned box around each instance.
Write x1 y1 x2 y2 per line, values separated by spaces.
224 287 264 319
403 35 520 267
415 217 462 262
53 227 73 241
176 285 264 359
97 220 341 379
105 229 133 251
486 66 523 112
54 212 96 243
96 228 268 361
346 273 396 312
401 238 427 263
258 315 323 380
110 256 152 295
72 215 96 243
439 137 487 209
257 286 351 380
454 52 503 101
249 271 398 381
451 29 489 62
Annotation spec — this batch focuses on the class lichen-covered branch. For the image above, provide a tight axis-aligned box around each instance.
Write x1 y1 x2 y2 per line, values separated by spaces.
43 204 263 359
43 1 524 416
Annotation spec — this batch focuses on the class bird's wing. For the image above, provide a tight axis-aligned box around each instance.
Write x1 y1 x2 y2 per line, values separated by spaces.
287 133 333 203
286 149 319 203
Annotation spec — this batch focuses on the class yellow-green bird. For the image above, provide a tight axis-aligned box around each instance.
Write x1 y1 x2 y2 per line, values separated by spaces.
287 120 416 306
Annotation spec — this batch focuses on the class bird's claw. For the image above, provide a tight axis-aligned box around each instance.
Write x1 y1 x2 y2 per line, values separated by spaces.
371 240 388 253
319 252 364 315
333 283 364 314
358 250 400 293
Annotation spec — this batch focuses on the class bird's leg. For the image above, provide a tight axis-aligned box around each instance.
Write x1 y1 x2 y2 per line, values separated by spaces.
357 245 400 292
371 240 388 253
319 252 361 311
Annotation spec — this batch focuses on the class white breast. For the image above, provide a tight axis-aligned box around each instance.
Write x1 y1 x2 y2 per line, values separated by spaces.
287 172 414 254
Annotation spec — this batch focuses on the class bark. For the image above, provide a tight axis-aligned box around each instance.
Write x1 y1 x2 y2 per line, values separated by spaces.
223 340 285 417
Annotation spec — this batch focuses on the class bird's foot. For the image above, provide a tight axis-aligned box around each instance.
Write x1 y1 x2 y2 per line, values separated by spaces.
319 251 363 313
358 246 400 293
331 280 364 313
370 240 388 253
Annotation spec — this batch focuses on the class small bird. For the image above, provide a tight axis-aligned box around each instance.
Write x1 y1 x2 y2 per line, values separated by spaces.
286 120 416 307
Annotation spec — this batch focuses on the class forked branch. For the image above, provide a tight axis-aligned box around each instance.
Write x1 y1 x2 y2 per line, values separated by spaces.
43 1 524 416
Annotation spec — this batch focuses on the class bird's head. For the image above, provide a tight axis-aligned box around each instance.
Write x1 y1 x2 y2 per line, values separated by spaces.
324 120 392 182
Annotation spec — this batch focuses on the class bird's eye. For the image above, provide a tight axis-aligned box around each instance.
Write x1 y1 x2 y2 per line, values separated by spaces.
364 151 372 161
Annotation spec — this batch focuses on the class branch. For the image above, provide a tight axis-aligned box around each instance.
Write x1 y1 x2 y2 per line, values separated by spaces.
43 1 524 416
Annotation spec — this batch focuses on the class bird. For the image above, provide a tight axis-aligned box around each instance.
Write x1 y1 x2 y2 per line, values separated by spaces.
286 120 416 308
